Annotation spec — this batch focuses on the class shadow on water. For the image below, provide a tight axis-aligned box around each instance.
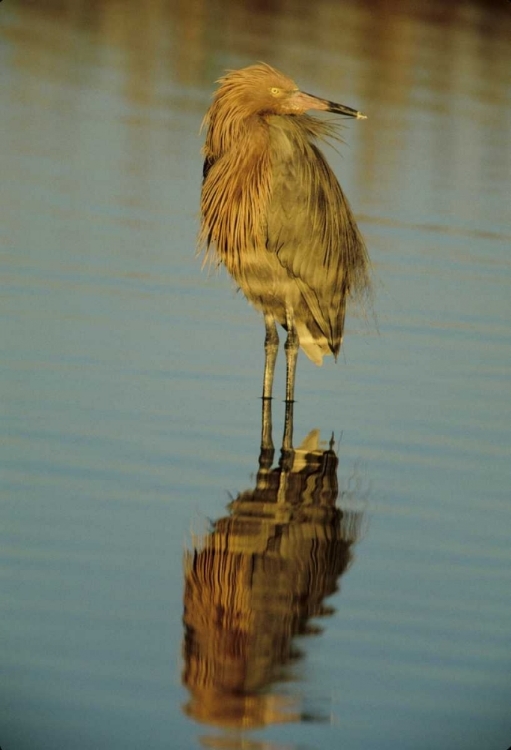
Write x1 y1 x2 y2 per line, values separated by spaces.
182 400 368 742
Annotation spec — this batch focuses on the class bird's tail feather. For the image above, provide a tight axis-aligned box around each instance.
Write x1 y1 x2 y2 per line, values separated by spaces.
296 323 332 366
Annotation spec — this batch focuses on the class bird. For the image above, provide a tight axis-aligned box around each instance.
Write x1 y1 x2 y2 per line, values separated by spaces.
200 63 370 404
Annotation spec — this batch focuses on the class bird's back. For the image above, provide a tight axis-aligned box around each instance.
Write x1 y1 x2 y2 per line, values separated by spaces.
201 111 370 366
259 116 369 363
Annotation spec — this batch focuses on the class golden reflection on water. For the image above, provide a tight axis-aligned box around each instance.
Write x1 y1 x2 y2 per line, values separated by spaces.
182 402 366 733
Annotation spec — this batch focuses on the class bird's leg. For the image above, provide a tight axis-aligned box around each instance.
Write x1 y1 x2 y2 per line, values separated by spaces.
284 308 299 404
262 314 279 400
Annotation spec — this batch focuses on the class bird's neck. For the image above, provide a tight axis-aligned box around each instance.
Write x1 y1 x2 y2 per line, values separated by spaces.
204 109 269 160
200 116 272 276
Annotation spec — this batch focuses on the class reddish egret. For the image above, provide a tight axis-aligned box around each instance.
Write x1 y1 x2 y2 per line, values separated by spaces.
200 63 370 404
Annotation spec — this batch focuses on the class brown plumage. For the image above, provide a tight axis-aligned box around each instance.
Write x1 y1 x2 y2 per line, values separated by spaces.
200 63 370 402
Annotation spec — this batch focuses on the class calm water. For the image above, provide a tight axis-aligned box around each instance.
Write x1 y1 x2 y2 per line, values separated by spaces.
2 1 511 748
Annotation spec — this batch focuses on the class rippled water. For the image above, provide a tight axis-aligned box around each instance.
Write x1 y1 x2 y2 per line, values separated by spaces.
2 1 511 749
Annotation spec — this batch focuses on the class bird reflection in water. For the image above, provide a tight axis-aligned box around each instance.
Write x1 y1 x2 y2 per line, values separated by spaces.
182 400 366 735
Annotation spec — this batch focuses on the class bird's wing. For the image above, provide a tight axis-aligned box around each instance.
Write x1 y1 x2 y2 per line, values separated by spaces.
266 136 368 354
202 156 215 182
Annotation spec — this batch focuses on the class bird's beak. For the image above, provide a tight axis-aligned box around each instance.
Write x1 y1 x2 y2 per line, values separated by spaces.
293 90 366 119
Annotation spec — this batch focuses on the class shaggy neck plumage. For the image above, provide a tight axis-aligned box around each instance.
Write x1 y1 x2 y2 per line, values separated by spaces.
201 110 272 276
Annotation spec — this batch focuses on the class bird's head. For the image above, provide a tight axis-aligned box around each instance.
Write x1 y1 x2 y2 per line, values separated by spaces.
203 63 365 157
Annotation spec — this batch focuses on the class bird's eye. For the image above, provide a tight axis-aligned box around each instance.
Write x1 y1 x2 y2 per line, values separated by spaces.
270 87 280 96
